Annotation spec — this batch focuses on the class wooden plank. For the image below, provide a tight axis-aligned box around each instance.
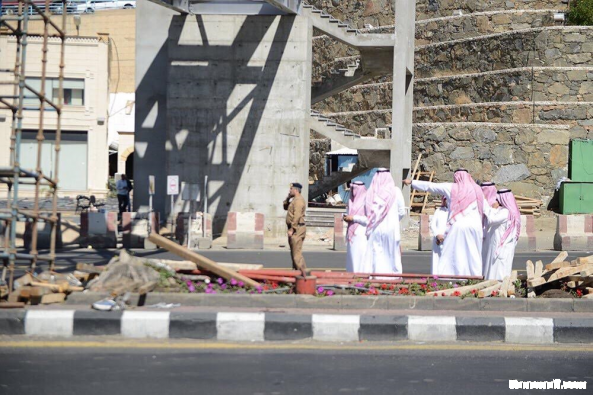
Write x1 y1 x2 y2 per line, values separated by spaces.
478 282 503 298
147 232 260 288
528 263 589 287
500 275 511 298
14 273 34 288
534 260 543 278
576 255 593 265
426 280 498 297
544 260 572 271
29 287 52 297
507 271 518 297
551 251 569 264
30 281 84 293
38 293 66 304
526 260 535 279
76 263 105 273
0 302 26 309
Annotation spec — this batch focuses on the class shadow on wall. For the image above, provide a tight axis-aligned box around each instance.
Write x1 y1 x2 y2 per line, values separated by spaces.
136 14 296 237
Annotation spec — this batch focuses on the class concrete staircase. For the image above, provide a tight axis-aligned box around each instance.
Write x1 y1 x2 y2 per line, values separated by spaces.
305 207 346 227
302 3 394 48
305 2 396 104
308 110 390 151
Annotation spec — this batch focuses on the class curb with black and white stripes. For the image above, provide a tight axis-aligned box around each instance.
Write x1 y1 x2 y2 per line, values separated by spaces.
1 310 593 343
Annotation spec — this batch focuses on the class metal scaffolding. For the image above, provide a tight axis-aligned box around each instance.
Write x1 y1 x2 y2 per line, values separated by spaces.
0 0 67 291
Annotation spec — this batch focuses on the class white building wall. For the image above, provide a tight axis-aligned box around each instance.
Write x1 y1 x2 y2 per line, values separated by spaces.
0 36 109 196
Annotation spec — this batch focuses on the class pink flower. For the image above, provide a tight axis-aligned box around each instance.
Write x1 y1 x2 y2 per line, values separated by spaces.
355 283 364 287
256 286 263 294
432 282 438 288
238 281 244 287
326 290 334 296
217 278 224 285
230 278 238 286
317 287 324 293
453 284 459 288
188 285 196 293
221 284 227 290
433 275 439 280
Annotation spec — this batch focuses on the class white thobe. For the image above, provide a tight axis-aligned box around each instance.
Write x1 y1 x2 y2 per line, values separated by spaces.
412 180 489 276
482 207 516 280
354 188 406 275
346 221 368 273
429 206 448 275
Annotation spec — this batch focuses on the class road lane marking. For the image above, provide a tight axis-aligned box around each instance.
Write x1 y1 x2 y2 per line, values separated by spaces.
1 341 593 352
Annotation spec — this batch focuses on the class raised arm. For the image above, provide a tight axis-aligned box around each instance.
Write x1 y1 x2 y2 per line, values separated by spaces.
410 180 453 200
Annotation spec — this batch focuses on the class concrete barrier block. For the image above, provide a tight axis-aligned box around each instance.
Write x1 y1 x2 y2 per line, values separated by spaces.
122 211 160 249
554 214 593 251
79 212 118 249
333 214 346 251
418 214 432 251
226 212 264 250
176 212 213 249
23 213 63 250
516 215 537 252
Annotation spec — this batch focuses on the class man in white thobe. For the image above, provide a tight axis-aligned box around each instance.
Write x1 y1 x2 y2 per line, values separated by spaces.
405 169 489 276
343 181 368 273
346 168 406 275
483 189 521 280
430 198 448 275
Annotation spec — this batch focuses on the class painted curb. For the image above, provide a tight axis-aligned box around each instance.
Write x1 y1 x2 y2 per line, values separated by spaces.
2 310 593 344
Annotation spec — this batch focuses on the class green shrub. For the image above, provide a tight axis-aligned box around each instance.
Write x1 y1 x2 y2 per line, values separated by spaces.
568 0 593 25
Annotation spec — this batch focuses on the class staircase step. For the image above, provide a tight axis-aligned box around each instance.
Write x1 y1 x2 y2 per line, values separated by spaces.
338 23 348 27
303 4 313 8
320 13 330 18
329 18 339 23
346 28 358 33
311 9 321 13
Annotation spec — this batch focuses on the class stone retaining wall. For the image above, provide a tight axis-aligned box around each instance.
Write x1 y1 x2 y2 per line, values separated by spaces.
413 102 593 139
415 27 593 78
416 9 556 45
412 123 569 201
310 139 331 181
416 68 593 106
313 67 593 113
416 0 566 21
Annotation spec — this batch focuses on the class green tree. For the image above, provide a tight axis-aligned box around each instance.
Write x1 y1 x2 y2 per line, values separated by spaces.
568 0 593 25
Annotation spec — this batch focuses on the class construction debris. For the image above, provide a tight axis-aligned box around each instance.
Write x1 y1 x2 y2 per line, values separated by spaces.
514 195 543 216
86 250 161 295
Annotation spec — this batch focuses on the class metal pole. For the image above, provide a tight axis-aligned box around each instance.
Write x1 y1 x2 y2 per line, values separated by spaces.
203 175 208 238
8 0 30 290
49 0 67 272
30 0 53 274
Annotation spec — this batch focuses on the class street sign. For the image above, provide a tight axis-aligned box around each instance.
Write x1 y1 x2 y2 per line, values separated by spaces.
148 175 155 195
167 175 179 195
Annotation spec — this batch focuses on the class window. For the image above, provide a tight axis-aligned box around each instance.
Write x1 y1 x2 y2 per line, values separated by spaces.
24 78 84 107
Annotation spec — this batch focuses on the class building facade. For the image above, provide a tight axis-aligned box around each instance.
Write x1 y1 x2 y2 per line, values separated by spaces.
0 35 109 196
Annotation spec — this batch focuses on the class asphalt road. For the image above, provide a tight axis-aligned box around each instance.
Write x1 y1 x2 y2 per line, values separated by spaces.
0 341 592 395
34 248 589 275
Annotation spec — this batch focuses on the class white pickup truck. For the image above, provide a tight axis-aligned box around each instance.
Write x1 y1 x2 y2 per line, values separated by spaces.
76 0 135 13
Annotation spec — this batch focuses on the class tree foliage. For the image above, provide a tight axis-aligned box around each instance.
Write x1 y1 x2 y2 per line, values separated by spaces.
568 0 593 25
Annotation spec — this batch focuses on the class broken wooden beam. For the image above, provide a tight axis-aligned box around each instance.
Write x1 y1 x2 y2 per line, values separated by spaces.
478 282 502 298
426 280 498 296
147 232 260 288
